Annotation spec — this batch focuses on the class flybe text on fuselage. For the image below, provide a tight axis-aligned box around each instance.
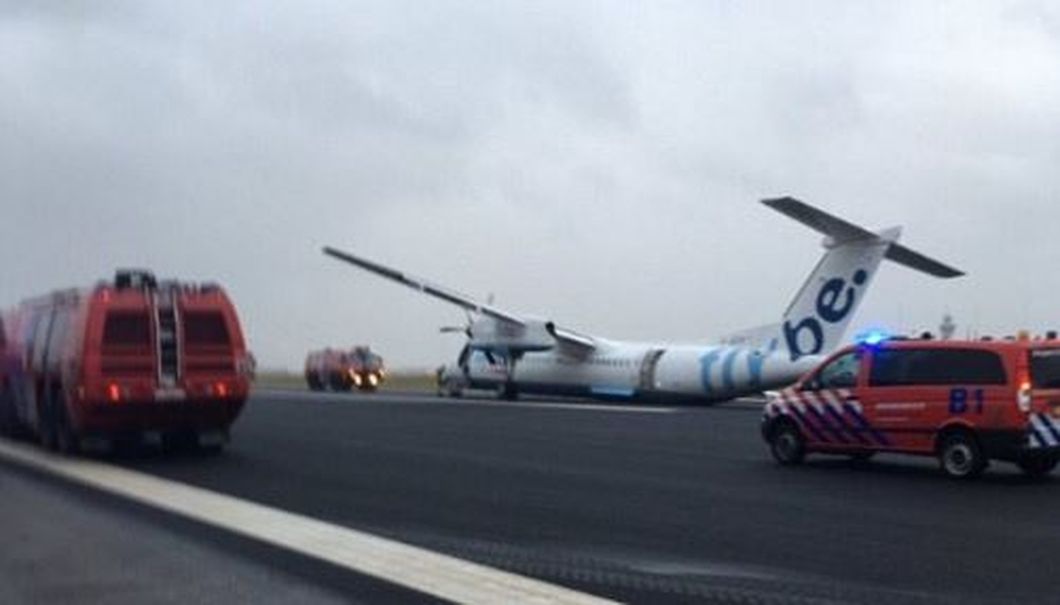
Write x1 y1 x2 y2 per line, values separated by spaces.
468 342 822 402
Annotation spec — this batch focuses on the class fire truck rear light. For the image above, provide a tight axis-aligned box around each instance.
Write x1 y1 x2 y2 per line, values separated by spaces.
107 383 122 403
215 382 228 398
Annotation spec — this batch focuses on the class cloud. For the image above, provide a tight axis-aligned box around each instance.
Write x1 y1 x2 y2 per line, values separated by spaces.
2 1 1059 368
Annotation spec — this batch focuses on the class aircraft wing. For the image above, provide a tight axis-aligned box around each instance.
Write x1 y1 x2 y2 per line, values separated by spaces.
762 197 965 278
322 246 526 326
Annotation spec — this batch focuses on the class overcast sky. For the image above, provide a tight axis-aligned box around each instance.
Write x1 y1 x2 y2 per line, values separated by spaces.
2 1 1059 370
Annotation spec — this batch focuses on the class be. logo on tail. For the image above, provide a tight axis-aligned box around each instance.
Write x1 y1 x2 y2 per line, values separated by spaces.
784 269 868 361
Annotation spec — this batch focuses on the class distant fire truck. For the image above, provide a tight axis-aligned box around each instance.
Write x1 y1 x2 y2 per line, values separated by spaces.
0 269 252 453
305 346 385 392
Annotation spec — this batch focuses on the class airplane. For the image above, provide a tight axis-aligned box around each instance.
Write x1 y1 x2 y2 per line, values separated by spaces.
323 197 963 403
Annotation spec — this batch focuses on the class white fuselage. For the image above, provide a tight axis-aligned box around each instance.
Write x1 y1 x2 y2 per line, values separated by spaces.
465 340 822 402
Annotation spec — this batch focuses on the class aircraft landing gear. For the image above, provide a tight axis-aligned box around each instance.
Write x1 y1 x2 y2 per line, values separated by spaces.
498 381 518 401
496 353 520 401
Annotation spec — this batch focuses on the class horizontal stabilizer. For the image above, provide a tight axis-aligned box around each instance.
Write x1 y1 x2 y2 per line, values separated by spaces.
883 244 964 279
762 197 964 278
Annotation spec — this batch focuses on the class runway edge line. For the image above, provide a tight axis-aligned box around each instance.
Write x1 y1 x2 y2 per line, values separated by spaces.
0 439 618 605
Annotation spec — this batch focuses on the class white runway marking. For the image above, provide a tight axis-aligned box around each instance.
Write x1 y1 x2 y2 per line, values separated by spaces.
448 399 678 414
260 389 677 414
0 439 617 605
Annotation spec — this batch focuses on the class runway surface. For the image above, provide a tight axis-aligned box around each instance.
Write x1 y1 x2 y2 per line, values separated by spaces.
5 389 1060 604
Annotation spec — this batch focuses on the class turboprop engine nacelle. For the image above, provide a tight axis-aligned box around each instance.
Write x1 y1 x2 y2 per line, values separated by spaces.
468 317 555 353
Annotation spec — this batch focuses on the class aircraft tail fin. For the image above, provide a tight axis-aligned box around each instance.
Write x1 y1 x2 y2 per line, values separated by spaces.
761 197 963 360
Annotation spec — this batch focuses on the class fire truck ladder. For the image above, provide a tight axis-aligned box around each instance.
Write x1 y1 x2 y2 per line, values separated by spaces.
154 289 182 388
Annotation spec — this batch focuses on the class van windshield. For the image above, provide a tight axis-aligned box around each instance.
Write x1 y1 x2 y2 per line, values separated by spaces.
1031 349 1060 388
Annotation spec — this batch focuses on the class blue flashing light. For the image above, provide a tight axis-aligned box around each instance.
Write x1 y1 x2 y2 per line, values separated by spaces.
857 330 890 346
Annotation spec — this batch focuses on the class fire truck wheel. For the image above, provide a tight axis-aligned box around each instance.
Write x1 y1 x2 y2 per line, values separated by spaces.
769 421 805 466
0 384 15 436
37 397 58 451
938 431 986 479
54 400 80 456
1017 456 1058 479
848 451 876 463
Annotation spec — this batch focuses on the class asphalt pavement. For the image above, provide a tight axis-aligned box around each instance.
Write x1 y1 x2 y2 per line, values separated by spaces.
89 389 1060 604
5 389 1060 603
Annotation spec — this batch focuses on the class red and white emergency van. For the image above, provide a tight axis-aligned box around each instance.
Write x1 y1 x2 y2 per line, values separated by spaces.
762 335 1060 478
0 270 251 453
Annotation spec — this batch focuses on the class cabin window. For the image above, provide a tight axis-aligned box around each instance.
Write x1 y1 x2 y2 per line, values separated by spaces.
869 348 1007 387
103 312 151 347
1031 349 1060 389
183 312 230 346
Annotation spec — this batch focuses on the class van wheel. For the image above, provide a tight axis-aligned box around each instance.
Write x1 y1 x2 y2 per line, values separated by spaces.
938 431 986 479
196 442 225 456
769 421 805 466
1017 456 1058 479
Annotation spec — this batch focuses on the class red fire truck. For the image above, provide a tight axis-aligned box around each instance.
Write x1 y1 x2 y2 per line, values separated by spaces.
305 346 385 392
304 349 344 391
763 333 1060 479
0 269 251 454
